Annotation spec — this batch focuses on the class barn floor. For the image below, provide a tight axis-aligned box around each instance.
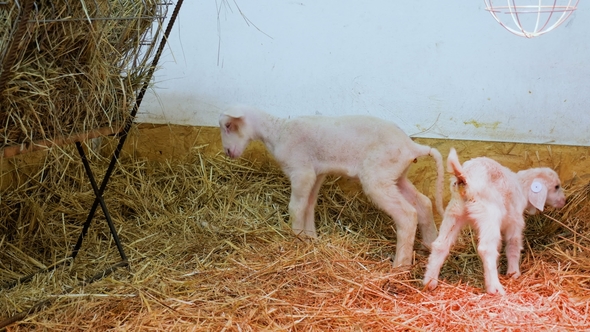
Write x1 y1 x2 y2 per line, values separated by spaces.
1 133 590 331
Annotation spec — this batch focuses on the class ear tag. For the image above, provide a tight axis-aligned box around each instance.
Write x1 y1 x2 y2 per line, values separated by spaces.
531 181 543 193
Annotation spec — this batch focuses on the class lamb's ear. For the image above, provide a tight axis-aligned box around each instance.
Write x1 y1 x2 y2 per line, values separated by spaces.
220 114 243 133
528 179 548 212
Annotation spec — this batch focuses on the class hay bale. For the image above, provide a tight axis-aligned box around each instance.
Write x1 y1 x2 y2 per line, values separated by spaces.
0 0 162 148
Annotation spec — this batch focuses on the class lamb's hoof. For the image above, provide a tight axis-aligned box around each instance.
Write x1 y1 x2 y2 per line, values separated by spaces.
292 230 318 242
423 277 439 291
486 284 506 295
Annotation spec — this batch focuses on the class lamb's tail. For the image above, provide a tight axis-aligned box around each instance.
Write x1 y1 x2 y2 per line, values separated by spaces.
447 148 466 184
447 147 473 200
428 147 446 217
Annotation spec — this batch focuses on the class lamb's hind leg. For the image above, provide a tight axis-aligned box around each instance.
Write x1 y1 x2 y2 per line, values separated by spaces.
398 177 438 248
362 177 418 268
504 218 524 279
473 206 505 295
289 170 318 238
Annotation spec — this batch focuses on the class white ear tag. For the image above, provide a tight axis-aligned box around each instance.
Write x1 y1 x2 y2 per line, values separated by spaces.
531 181 543 193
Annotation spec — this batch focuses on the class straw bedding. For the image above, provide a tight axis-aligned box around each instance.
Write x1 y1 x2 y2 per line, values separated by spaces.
0 0 159 148
1 144 589 331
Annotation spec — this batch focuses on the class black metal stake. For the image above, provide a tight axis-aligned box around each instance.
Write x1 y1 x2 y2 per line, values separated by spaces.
74 142 128 262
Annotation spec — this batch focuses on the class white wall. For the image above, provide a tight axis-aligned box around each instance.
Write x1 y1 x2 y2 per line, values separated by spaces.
140 1 589 146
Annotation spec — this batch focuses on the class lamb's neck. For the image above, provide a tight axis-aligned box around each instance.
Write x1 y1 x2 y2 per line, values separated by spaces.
252 111 285 155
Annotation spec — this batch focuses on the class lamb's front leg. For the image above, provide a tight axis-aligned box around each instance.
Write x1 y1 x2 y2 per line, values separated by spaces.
289 170 318 238
302 174 326 238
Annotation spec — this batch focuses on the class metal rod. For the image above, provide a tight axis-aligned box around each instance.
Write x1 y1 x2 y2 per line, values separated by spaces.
29 15 167 23
130 0 184 120
70 193 101 259
73 142 128 262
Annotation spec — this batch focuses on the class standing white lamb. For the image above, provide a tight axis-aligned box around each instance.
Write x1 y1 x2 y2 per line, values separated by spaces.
219 105 446 267
423 148 566 295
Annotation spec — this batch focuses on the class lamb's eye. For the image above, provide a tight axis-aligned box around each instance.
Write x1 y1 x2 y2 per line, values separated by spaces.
555 184 560 190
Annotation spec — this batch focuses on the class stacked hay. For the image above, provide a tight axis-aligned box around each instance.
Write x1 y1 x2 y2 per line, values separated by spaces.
0 145 589 330
0 0 161 149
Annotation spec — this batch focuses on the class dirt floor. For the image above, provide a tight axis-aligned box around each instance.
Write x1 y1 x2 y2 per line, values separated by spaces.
0 125 589 331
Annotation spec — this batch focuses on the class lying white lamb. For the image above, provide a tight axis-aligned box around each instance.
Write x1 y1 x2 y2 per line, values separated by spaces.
219 105 446 267
423 148 566 295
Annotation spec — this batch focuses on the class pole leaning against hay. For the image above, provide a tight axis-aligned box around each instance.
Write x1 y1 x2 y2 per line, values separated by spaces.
219 105 446 268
